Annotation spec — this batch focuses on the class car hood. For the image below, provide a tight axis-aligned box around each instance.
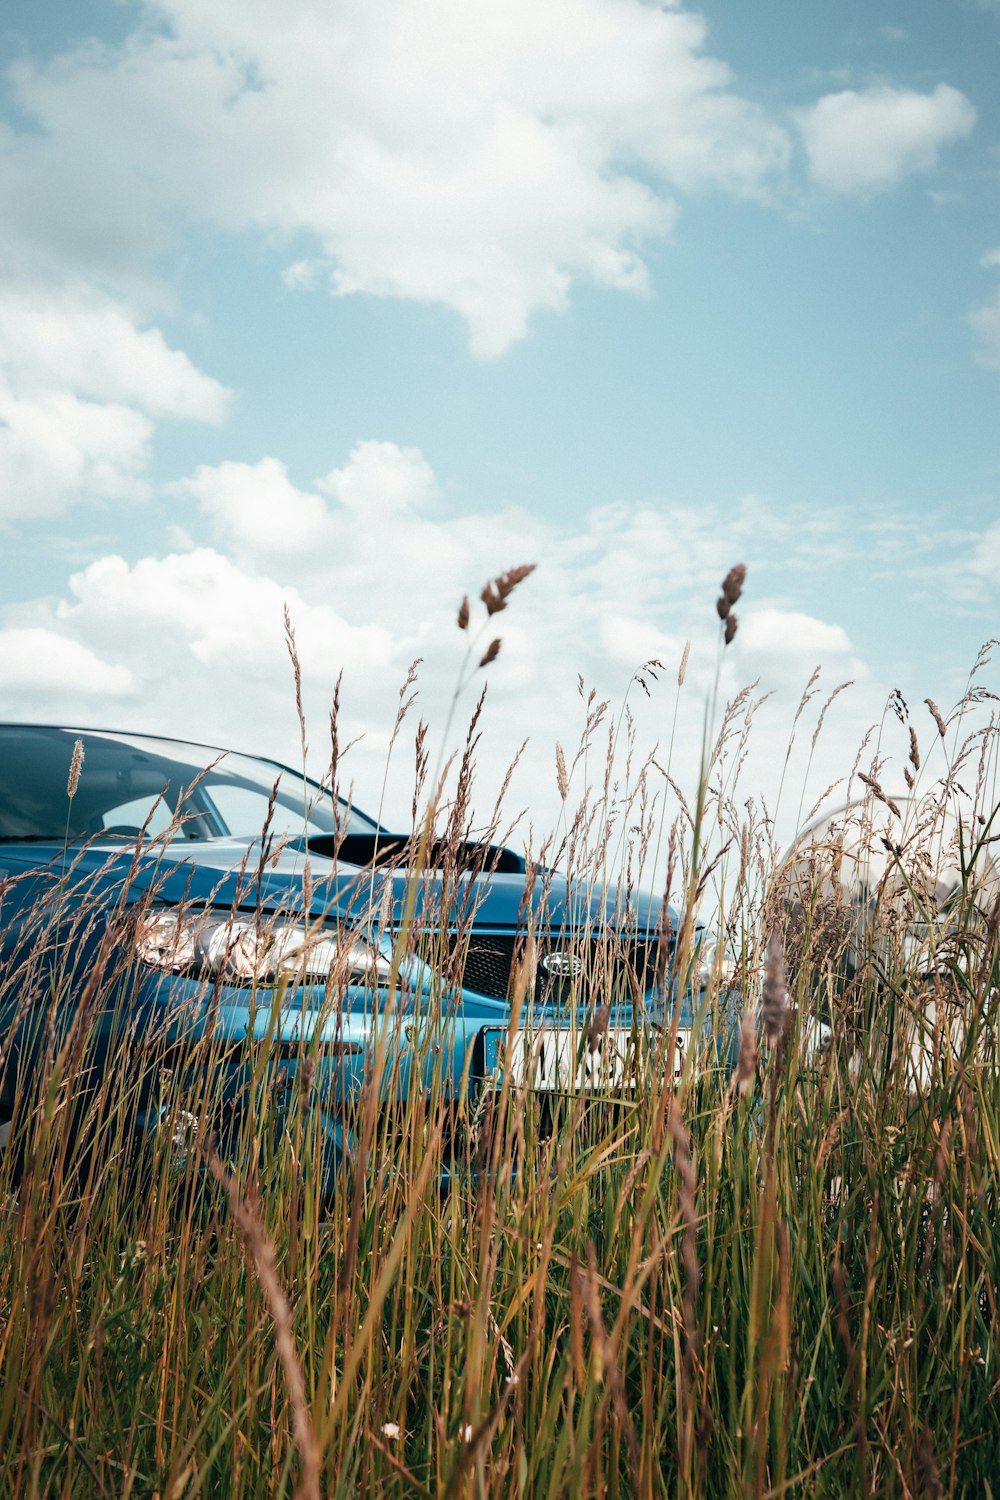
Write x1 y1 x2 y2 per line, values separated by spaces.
3 834 674 937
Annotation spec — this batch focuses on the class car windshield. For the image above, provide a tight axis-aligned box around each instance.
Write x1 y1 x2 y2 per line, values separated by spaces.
0 726 378 843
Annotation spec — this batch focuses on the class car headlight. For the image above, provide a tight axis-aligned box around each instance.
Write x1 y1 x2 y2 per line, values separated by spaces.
132 908 391 986
694 929 735 989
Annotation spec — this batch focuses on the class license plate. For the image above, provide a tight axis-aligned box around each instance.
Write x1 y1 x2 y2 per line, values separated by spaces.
480 1026 688 1092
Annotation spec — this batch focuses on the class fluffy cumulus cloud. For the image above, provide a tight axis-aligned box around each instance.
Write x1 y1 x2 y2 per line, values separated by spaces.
54 548 396 679
176 458 332 557
178 441 440 561
319 441 437 516
0 627 133 698
0 4 978 360
0 287 228 421
0 285 230 520
795 84 975 195
1 0 792 357
737 609 855 667
0 439 889 834
0 388 153 520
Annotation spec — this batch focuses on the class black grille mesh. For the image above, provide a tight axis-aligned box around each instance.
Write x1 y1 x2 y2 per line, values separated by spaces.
456 936 519 999
449 934 662 1002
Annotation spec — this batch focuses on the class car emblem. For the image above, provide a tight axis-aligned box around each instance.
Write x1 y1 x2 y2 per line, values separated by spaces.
540 949 582 979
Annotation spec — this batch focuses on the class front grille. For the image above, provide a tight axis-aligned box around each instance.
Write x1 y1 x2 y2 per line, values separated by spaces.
449 933 663 1003
454 935 520 999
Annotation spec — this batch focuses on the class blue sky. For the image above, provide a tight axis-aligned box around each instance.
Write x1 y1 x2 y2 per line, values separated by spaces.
0 0 997 833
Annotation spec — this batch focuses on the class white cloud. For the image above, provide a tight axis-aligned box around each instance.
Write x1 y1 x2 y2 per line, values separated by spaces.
0 387 154 519
0 285 231 520
318 441 437 516
0 287 229 421
177 443 441 571
1 440 899 835
55 548 396 678
177 458 331 556
1 0 791 357
738 607 860 679
795 83 975 194
0 627 133 697
1 5 978 360
599 613 686 672
185 439 547 604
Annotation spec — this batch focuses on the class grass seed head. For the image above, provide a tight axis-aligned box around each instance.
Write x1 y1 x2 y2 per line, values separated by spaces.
925 697 947 739
457 594 470 630
735 1005 759 1094
479 638 501 669
481 562 537 616
722 563 746 605
762 928 789 1047
717 564 745 642
909 725 920 771
556 742 569 800
67 738 85 799
859 771 902 819
586 1003 610 1052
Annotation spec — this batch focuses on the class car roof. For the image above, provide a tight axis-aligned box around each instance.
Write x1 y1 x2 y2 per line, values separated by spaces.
0 720 293 774
0 723 382 837
0 722 314 788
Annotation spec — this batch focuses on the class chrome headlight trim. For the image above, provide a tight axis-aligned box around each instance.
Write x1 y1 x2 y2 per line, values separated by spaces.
132 907 391 986
694 928 736 990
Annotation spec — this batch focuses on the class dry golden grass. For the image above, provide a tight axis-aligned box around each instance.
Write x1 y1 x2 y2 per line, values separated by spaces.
0 575 998 1497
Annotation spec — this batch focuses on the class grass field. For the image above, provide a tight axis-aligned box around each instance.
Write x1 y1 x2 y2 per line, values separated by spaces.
1 611 998 1498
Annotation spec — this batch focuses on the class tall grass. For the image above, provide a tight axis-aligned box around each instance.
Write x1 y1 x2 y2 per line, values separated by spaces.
1 598 998 1498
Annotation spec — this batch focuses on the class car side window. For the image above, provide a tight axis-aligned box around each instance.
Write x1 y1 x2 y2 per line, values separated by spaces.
206 782 282 836
205 779 336 838
100 795 174 836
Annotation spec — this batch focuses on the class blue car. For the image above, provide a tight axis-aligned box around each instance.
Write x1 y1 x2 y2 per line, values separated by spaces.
0 724 726 1186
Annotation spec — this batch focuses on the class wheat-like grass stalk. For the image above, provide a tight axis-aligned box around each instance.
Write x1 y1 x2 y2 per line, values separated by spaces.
206 1149 321 1500
2 632 999 1498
